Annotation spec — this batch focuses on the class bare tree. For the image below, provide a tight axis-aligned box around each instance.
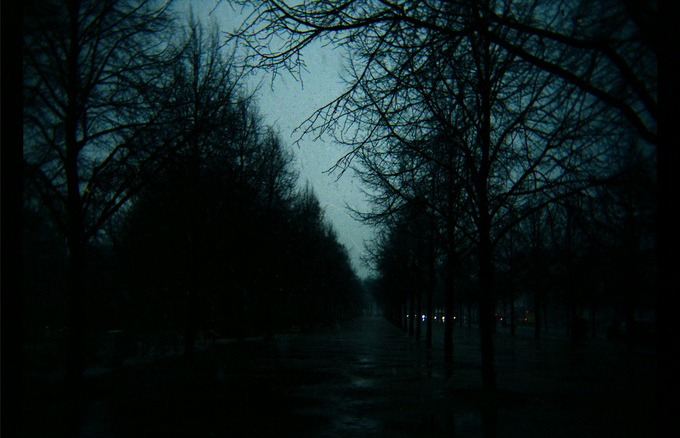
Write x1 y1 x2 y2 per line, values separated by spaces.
227 0 656 393
23 0 179 433
333 2 617 390
228 0 655 145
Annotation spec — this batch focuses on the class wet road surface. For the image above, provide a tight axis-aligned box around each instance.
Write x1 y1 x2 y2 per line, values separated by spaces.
24 316 658 437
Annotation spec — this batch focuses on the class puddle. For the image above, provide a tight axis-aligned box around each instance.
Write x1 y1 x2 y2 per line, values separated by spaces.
350 375 375 389
334 414 381 432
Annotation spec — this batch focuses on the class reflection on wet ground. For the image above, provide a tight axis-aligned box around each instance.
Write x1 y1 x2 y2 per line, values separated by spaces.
23 316 658 437
270 318 449 437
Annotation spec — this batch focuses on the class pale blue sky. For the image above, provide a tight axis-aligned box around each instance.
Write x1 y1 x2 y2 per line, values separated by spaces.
190 1 376 279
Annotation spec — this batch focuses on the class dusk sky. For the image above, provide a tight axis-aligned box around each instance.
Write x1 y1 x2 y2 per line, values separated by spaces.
192 1 377 279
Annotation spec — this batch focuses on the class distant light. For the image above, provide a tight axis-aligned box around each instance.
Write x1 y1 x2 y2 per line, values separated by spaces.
422 315 426 321
441 316 445 322
453 316 456 320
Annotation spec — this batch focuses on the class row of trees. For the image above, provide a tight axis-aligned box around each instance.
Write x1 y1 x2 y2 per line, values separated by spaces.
23 2 363 435
230 0 658 393
369 135 656 341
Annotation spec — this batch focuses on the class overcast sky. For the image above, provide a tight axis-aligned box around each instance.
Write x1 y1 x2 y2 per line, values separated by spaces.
191 1 376 279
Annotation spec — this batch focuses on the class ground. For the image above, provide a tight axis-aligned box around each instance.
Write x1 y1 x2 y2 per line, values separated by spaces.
22 316 658 437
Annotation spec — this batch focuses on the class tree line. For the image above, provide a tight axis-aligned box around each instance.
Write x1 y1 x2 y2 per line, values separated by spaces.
23 2 363 435
229 0 658 393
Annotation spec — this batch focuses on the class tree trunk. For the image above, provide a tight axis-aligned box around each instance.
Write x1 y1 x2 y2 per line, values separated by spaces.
534 288 542 341
184 151 203 363
185 287 199 361
416 287 422 343
185 234 201 363
476 20 497 391
426 286 433 348
444 180 457 359
237 286 246 344
264 293 274 341
623 290 636 353
478 227 497 392
444 256 455 365
63 2 87 433
426 261 435 349
63 219 86 438
510 287 516 337
409 292 415 337
543 295 549 334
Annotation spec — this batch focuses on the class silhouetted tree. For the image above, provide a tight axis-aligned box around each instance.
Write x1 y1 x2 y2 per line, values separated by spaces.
114 17 303 350
227 0 656 392
320 4 618 390
554 135 657 348
513 206 558 341
23 1 178 433
23 183 69 342
598 138 656 351
368 216 421 333
228 0 656 144
286 182 365 327
356 146 443 346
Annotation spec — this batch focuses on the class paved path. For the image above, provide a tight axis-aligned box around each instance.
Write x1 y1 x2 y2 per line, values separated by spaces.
210 316 657 437
267 317 451 437
25 316 658 437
